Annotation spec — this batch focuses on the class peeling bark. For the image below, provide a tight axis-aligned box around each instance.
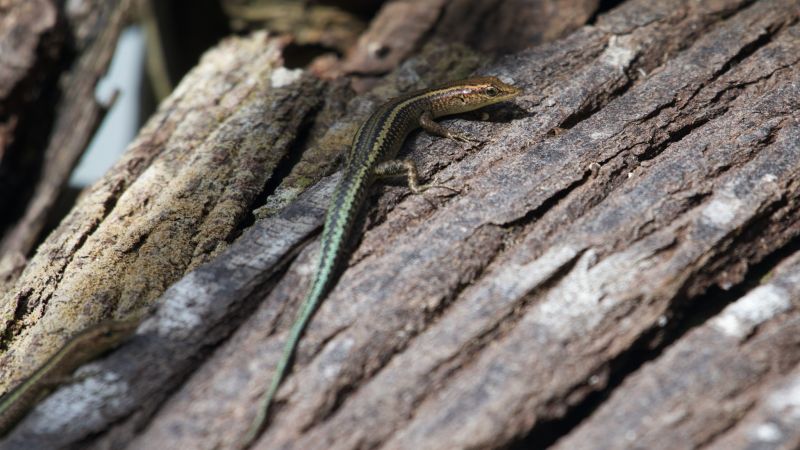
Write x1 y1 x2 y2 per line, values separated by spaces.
0 32 322 398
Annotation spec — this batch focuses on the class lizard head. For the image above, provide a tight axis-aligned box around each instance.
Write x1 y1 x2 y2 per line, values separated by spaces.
432 76 522 115
463 76 522 106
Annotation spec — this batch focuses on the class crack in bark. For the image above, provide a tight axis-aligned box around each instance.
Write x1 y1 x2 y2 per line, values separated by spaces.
687 21 783 105
511 214 800 450
389 247 588 437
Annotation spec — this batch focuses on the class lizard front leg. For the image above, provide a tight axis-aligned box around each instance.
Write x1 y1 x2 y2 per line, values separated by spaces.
419 111 480 144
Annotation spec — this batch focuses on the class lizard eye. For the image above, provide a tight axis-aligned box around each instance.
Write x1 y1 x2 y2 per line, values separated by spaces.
485 86 499 97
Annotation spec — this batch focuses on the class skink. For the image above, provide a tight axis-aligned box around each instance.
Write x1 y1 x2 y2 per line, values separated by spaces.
244 76 521 445
0 318 140 435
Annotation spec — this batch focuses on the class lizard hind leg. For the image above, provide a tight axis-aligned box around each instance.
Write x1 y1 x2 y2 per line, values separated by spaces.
373 159 459 195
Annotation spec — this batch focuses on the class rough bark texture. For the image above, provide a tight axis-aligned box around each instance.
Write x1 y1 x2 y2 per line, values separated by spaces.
0 32 323 394
1 0 800 449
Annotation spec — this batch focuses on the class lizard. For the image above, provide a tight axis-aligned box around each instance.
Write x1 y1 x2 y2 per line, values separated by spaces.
0 317 141 435
243 76 521 446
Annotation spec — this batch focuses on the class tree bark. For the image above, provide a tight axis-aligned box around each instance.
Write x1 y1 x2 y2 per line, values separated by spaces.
1 0 799 449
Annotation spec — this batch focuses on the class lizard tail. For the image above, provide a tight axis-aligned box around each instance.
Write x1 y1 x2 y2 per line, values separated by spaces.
241 172 369 448
241 273 329 447
241 196 358 447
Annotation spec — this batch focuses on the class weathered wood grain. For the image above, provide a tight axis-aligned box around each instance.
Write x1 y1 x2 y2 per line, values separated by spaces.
1 0 799 449
552 247 800 449
708 360 800 450
0 32 322 401
0 173 338 449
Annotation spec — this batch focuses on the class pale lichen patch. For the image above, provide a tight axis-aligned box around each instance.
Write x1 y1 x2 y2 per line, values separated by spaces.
590 130 613 140
711 284 791 338
30 369 130 435
761 173 778 183
751 422 782 442
321 337 355 380
533 248 612 340
767 375 800 419
701 195 743 227
148 272 206 337
493 244 583 293
601 35 637 71
271 67 304 88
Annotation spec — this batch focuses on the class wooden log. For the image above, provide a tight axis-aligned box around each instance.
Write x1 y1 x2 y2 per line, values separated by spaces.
553 249 800 449
0 32 323 409
1 0 799 449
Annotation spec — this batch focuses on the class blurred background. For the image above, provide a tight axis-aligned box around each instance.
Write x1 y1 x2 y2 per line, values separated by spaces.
70 0 393 188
